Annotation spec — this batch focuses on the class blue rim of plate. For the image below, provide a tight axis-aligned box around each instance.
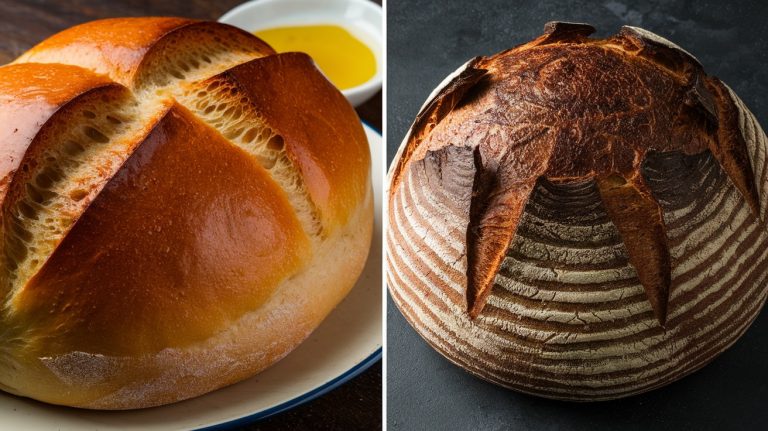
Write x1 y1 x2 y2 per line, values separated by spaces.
361 119 381 135
197 120 382 430
198 349 382 430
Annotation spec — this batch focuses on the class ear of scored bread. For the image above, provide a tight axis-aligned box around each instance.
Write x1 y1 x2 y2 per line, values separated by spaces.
0 17 372 409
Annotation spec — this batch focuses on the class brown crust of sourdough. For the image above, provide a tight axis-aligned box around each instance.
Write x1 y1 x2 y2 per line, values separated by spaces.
0 17 372 409
387 22 768 400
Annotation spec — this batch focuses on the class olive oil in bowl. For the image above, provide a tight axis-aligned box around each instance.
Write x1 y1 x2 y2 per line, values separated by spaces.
254 25 376 90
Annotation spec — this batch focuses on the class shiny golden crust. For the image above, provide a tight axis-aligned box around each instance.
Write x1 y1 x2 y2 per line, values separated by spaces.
0 64 116 199
218 53 370 234
0 17 371 409
387 22 767 400
14 18 275 88
16 104 310 355
4 192 371 409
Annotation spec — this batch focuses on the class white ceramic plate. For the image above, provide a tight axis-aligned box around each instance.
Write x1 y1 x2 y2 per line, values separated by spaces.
0 123 383 431
219 0 383 107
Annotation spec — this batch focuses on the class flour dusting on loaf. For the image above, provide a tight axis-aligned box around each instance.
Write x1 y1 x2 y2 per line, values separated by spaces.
387 22 768 400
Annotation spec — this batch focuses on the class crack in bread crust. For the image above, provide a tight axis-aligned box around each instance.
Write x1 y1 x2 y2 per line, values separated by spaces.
1 19 302 306
176 78 323 240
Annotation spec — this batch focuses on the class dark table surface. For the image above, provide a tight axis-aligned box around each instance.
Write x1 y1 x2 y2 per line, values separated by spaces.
0 1 382 430
387 1 768 430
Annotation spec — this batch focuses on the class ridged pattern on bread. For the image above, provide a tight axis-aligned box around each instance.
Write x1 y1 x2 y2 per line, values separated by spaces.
386 22 768 400
0 17 371 409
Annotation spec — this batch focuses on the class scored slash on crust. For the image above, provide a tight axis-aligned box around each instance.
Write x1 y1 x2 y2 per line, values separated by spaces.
391 21 761 327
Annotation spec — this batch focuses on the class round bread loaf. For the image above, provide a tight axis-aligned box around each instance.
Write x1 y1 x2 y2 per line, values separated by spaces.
0 17 372 409
387 22 768 400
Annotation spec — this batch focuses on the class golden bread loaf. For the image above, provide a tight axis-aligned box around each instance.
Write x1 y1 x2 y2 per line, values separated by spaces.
0 17 372 409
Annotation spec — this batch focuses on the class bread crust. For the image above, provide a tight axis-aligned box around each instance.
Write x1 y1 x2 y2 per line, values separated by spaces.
14 18 275 87
4 185 372 409
0 64 117 201
221 54 370 235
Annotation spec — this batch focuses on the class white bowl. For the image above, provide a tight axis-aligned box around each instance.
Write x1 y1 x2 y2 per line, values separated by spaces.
219 0 382 107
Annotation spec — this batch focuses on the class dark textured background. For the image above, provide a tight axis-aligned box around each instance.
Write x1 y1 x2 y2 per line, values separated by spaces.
0 1 381 430
387 1 768 430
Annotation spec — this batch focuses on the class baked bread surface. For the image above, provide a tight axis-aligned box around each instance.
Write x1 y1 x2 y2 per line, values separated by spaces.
387 22 767 400
0 17 372 409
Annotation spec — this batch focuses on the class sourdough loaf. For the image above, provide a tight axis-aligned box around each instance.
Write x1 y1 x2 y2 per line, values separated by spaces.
0 17 372 409
387 22 767 400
